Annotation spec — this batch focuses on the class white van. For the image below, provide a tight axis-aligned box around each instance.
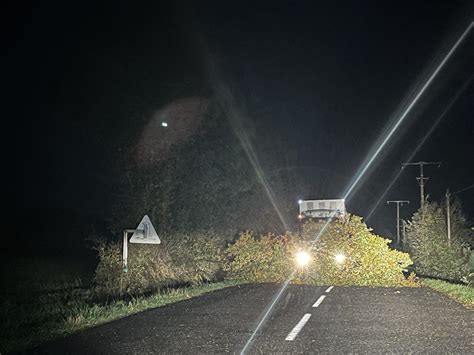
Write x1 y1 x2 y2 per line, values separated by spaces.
298 199 346 220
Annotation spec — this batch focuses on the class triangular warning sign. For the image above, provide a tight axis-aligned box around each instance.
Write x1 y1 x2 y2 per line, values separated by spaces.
130 215 161 244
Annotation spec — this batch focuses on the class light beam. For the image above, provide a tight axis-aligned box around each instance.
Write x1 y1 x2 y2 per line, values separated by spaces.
365 75 473 222
343 21 473 202
239 21 473 354
240 277 294 354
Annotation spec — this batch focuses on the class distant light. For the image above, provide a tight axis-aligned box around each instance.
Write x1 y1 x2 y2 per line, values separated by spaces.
298 214 303 220
298 199 303 204
335 253 346 264
296 251 311 267
161 122 168 127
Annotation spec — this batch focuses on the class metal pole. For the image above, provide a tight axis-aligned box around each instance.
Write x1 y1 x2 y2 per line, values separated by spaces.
401 162 441 210
446 189 451 245
122 229 137 272
387 200 410 247
419 164 425 210
402 220 407 249
123 230 129 272
396 204 400 245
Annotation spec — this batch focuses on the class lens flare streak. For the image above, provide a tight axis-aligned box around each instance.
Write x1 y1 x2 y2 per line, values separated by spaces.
365 75 473 222
240 277 294 354
221 85 290 232
343 22 473 202
239 21 473 354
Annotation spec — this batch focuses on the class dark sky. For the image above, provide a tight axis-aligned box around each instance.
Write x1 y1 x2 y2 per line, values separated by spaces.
6 1 474 248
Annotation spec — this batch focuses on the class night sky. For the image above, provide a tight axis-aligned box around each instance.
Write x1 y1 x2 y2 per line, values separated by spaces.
6 1 473 253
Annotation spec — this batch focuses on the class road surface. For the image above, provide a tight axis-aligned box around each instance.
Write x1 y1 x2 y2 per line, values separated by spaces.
27 284 473 354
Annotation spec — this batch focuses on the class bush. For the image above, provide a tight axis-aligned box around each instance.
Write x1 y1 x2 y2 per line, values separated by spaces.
93 241 124 296
299 216 413 286
404 201 471 283
93 232 226 297
94 215 415 294
93 241 177 297
164 231 227 285
224 231 296 282
225 215 414 287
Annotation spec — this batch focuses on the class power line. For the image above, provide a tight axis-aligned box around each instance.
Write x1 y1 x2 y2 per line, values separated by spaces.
453 183 474 195
364 76 472 223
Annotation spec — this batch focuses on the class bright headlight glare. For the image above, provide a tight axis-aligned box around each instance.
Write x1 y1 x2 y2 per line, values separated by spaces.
296 251 310 267
335 253 346 264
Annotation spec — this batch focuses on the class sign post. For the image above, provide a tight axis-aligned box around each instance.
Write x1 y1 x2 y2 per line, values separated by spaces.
122 215 160 272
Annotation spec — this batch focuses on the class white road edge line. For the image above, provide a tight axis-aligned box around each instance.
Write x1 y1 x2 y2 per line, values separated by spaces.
285 313 312 341
325 286 334 293
313 295 326 307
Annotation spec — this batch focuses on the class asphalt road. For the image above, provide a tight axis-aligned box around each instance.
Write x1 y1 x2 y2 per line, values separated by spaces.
27 284 473 354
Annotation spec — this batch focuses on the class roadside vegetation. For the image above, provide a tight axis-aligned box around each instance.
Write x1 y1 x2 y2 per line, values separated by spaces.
0 232 235 353
422 279 474 309
94 231 227 296
404 199 473 285
402 198 473 309
2 214 416 353
0 260 239 354
226 216 415 287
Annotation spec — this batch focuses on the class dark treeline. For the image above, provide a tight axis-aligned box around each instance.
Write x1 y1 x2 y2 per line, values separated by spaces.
106 91 377 240
110 98 293 238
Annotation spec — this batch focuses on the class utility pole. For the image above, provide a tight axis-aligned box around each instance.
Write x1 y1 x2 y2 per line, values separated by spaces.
446 188 451 245
387 200 410 246
401 161 441 209
402 219 408 249
444 183 474 244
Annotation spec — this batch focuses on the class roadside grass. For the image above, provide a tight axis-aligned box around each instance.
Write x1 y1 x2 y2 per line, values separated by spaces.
422 278 474 309
66 280 242 329
0 279 242 353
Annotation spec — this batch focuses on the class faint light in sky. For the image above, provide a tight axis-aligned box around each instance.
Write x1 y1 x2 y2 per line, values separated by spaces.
135 96 209 165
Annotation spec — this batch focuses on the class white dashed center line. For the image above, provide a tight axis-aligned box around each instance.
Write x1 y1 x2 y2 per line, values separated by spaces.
285 313 312 341
284 287 334 341
312 295 326 308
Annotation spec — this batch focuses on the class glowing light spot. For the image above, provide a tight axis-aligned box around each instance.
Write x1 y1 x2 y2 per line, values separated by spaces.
135 96 209 165
240 22 473 354
296 251 311 267
335 253 346 264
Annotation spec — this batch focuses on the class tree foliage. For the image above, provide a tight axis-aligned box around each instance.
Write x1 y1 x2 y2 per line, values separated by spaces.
404 199 472 283
110 101 289 236
225 215 414 286
107 96 359 239
224 231 295 283
93 232 227 297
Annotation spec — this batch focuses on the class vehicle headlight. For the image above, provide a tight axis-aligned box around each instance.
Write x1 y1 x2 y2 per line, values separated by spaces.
295 251 311 267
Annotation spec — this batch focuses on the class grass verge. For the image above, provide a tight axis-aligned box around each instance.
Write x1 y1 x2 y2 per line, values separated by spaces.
422 278 474 309
0 280 242 353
